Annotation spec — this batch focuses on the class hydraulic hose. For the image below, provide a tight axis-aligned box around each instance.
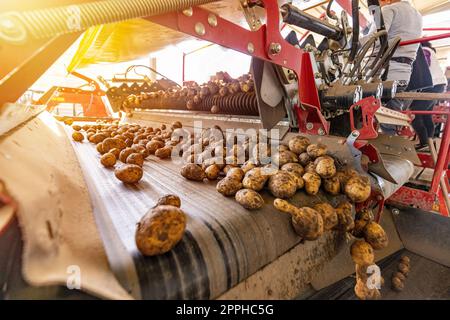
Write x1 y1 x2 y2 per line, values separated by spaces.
0 0 218 41
348 0 360 62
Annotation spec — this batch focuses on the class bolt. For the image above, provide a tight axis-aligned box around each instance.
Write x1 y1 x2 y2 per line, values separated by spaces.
269 42 282 55
182 7 193 17
306 122 314 130
247 42 255 54
392 208 400 215
351 131 359 137
207 14 218 27
195 22 206 36
314 72 322 79
318 128 325 136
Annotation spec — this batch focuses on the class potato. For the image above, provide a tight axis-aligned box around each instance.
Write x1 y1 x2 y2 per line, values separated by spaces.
315 157 336 179
109 148 121 159
132 144 149 158
268 171 297 199
135 205 186 256
242 168 269 191
281 163 304 178
288 136 310 155
298 152 311 166
241 160 257 174
114 164 143 184
306 143 327 159
363 221 388 250
274 199 324 241
393 271 406 282
289 172 304 190
352 220 368 239
350 240 374 266
345 176 371 203
398 262 410 276
235 189 264 210
96 142 107 155
391 276 404 291
335 201 354 232
156 194 181 208
272 150 298 167
72 131 84 142
90 133 108 144
181 164 205 181
155 146 172 159
323 177 340 195
119 147 133 163
336 169 359 190
302 172 321 195
226 167 245 181
216 177 243 196
355 278 381 300
72 125 82 131
304 162 316 174
205 164 221 180
171 121 183 129
103 137 126 152
101 153 116 168
126 152 144 167
278 144 289 152
314 203 338 231
400 255 410 265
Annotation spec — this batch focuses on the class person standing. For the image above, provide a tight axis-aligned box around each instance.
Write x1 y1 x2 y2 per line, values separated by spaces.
374 1 423 134
409 41 447 149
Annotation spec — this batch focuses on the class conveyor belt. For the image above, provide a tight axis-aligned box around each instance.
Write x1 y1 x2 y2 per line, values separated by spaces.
65 126 359 299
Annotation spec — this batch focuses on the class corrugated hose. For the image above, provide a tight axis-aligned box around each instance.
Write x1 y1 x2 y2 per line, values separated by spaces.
0 0 218 41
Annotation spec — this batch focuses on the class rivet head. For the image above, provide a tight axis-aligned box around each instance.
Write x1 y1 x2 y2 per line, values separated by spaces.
306 122 313 130
195 22 206 36
182 7 193 17
247 42 255 54
269 42 282 55
207 14 218 27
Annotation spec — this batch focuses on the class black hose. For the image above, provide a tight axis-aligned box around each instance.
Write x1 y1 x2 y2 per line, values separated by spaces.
368 37 401 80
347 30 387 81
349 0 360 62
326 0 337 20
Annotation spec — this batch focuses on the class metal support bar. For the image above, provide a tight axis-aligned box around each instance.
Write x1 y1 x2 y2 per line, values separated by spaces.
0 33 81 107
429 138 450 217
400 33 450 46
431 116 450 194
395 92 450 101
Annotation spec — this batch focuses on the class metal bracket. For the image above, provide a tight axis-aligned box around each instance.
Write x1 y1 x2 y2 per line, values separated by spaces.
346 130 365 173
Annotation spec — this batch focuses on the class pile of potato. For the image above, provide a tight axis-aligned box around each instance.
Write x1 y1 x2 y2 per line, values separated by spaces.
391 255 410 292
350 209 389 300
178 132 389 299
126 72 255 113
179 133 372 214
70 120 184 184
135 194 187 256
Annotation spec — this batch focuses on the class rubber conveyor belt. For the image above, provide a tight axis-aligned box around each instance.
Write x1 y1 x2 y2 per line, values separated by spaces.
65 128 352 299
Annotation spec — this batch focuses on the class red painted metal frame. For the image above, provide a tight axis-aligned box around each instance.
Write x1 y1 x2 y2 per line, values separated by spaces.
400 33 450 46
423 28 450 32
349 96 381 140
148 0 328 135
